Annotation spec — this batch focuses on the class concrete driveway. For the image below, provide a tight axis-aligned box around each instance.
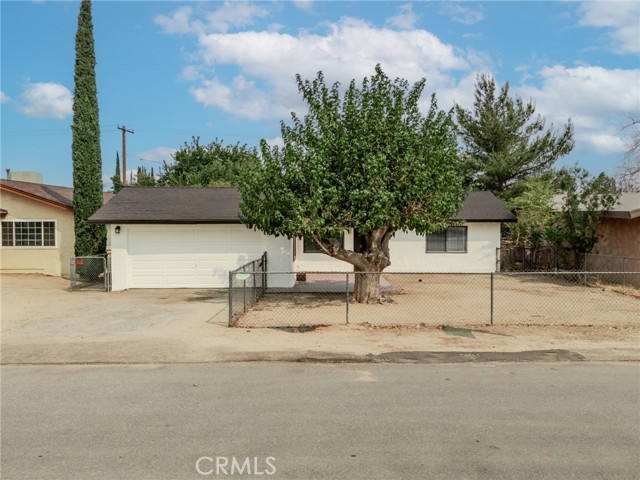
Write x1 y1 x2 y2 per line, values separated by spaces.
1 274 639 364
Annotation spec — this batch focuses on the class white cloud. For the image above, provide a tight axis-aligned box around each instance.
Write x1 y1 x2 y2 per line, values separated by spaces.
385 3 419 31
136 146 177 165
204 1 269 33
292 0 314 13
155 2 270 35
0 91 10 104
154 6 195 35
186 17 468 119
518 65 640 154
18 82 72 119
578 1 640 54
264 136 284 149
439 3 484 25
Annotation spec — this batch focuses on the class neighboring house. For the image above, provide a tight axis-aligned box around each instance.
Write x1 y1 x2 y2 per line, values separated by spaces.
592 192 640 260
89 188 516 291
0 179 112 277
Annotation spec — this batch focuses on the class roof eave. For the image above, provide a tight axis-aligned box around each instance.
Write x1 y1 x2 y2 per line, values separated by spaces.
88 218 243 225
0 184 73 211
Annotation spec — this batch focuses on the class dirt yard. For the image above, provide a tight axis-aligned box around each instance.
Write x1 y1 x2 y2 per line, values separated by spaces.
238 273 639 327
1 274 638 364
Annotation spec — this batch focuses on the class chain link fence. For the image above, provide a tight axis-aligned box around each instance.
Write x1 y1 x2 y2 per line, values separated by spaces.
581 254 640 289
229 271 639 328
70 255 109 291
229 252 268 326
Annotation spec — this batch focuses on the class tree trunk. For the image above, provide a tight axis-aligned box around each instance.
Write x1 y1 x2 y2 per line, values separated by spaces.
353 269 383 304
311 226 394 304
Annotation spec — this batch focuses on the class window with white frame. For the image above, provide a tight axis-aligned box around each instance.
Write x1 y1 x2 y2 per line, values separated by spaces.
1 220 56 247
426 226 467 253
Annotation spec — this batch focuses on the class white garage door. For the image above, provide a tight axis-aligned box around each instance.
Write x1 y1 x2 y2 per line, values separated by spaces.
127 225 263 288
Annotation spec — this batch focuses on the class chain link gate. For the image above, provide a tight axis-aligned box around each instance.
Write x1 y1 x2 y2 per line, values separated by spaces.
70 255 109 291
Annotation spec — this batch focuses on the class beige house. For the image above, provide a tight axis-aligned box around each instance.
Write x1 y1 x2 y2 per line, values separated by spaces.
0 179 112 277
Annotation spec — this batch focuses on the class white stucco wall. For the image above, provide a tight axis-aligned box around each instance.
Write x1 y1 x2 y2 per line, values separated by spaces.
0 191 74 277
292 231 355 272
108 222 501 291
289 223 500 273
387 223 500 273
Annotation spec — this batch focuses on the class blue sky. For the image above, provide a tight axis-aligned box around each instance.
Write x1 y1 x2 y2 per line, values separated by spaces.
1 1 639 188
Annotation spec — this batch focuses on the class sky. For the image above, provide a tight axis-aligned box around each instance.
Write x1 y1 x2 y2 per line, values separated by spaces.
1 0 639 189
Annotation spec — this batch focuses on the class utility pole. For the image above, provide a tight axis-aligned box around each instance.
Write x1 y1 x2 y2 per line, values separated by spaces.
117 125 134 185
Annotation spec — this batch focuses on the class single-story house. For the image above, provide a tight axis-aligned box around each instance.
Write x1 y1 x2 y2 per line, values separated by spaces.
89 187 516 291
0 178 112 277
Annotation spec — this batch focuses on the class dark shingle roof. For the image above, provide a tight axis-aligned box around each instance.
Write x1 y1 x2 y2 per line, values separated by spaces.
453 191 517 222
0 179 114 209
1 179 74 209
89 187 516 224
89 187 243 224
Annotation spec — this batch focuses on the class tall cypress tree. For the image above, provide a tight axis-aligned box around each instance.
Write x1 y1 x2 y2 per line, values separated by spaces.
72 0 105 255
111 152 123 193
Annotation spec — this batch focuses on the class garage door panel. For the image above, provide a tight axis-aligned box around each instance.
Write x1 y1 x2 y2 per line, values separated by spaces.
163 274 198 285
131 259 163 270
195 230 230 243
230 243 261 254
127 226 266 288
165 260 197 269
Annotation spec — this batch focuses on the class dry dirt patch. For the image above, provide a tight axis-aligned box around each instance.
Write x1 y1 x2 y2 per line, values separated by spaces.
1 274 638 364
238 273 639 328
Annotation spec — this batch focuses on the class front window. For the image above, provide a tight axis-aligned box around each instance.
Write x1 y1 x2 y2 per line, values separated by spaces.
303 235 344 253
426 227 467 253
1 220 56 247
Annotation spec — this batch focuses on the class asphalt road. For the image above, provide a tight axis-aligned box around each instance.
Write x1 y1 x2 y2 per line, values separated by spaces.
1 363 639 480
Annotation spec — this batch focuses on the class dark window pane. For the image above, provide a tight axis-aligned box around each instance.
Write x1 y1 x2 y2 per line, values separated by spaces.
1 222 13 246
447 227 467 252
426 231 446 252
43 221 56 246
303 235 344 253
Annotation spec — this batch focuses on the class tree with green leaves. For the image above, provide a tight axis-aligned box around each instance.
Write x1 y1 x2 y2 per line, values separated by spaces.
238 65 467 303
111 152 123 193
455 74 574 199
72 0 105 255
548 167 619 267
157 137 259 187
508 176 556 251
135 166 157 186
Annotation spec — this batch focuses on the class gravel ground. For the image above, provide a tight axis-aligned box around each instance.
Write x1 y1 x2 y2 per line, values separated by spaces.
239 273 639 327
1 274 638 364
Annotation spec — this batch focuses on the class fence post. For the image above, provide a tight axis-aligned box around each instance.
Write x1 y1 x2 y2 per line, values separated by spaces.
263 251 268 291
345 273 350 325
622 257 626 294
228 271 233 327
243 276 247 314
490 272 494 326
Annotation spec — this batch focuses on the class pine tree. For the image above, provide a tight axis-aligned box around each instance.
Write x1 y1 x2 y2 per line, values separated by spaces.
111 152 123 193
455 75 574 200
72 0 105 255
